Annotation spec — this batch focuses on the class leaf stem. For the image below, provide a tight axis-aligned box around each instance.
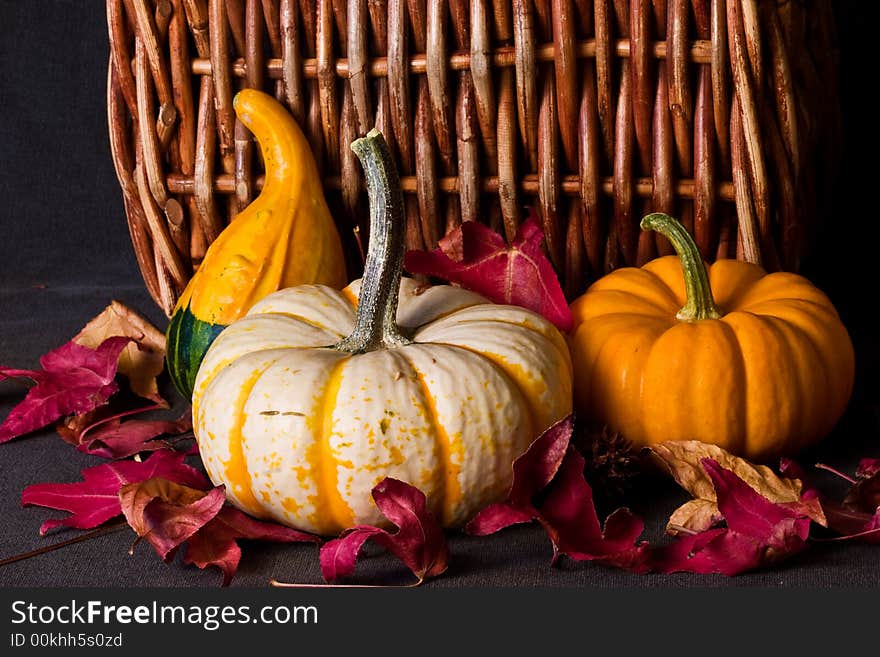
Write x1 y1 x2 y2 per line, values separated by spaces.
814 463 857 484
79 403 166 442
269 578 423 588
0 521 128 568
812 526 880 542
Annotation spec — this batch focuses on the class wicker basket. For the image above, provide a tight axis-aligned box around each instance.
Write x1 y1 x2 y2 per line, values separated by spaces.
107 0 839 316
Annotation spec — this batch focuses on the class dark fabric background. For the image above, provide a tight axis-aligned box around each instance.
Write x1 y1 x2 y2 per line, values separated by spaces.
0 1 877 587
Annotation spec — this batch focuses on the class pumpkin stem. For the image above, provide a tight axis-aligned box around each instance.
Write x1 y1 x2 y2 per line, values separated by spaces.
335 129 411 353
640 213 721 321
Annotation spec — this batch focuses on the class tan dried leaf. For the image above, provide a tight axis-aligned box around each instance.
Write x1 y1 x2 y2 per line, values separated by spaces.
666 499 722 536
118 477 209 538
74 301 166 405
648 441 823 534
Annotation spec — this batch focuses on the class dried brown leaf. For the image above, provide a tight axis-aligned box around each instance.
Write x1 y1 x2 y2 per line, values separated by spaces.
666 499 722 535
119 479 226 561
119 478 212 540
56 406 113 445
74 301 166 405
648 441 820 534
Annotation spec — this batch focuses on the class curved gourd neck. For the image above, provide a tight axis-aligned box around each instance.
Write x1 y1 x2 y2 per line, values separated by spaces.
233 89 316 199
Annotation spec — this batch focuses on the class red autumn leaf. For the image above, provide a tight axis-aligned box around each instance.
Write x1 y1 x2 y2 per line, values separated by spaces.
466 415 572 536
78 412 193 459
37 336 130 375
778 457 808 481
320 527 388 584
838 510 880 542
56 405 117 446
56 403 164 447
856 458 880 479
403 215 573 331
120 478 318 585
55 401 193 459
466 415 648 571
810 458 880 544
509 415 573 507
463 504 536 536
21 449 209 534
652 459 812 575
320 478 448 584
538 447 649 571
120 478 226 560
844 468 880 514
780 496 826 527
73 301 167 405
186 506 319 586
649 528 732 574
777 456 826 518
822 503 880 543
649 442 825 533
0 337 131 443
709 458 811 549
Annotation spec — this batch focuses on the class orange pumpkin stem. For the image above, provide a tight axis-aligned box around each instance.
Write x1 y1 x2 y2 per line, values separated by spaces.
335 129 412 354
640 213 721 321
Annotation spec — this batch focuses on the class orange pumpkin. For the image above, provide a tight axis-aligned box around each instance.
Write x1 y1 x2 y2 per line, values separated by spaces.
569 213 854 462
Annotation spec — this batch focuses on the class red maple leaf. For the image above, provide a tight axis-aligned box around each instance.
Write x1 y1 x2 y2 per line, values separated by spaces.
403 216 573 331
77 412 193 459
0 337 131 443
72 301 167 405
187 506 319 586
845 460 880 514
320 478 449 585
538 447 649 570
21 450 209 534
651 459 812 575
119 478 226 560
466 415 648 571
56 405 120 446
799 459 880 544
465 415 572 535
119 478 318 586
856 458 880 479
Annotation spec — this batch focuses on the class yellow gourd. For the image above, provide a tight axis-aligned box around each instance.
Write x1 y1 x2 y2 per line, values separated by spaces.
167 89 346 398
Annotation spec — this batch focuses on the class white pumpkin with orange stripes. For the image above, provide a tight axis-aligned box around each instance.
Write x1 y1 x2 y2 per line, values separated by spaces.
191 130 572 535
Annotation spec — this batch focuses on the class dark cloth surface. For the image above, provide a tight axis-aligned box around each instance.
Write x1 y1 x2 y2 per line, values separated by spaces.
1 2 878 588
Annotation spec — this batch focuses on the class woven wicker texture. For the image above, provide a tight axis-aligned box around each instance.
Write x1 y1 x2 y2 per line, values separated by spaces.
107 0 839 315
